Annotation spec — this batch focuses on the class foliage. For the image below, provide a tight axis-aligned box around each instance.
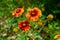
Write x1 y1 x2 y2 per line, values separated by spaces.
0 0 60 40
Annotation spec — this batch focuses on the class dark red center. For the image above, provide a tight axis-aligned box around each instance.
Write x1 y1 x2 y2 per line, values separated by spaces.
22 23 27 27
29 10 38 17
16 9 21 13
22 23 26 27
19 21 29 28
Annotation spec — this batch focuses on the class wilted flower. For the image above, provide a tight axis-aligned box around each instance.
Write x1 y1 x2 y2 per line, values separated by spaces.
12 8 24 17
2 33 7 37
26 7 42 21
7 36 16 40
47 14 54 20
54 34 60 39
7 37 12 40
11 36 16 39
4 25 11 29
18 20 30 32
29 34 36 40
38 20 43 26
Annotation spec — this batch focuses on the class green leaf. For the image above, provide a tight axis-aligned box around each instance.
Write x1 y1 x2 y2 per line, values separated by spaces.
0 36 5 40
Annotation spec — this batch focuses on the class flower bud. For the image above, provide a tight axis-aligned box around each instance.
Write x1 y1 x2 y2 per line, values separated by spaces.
47 14 54 20
38 20 43 26
13 28 18 33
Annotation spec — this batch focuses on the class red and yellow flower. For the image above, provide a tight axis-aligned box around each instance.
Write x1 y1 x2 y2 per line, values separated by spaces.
18 20 30 32
26 7 42 21
12 8 24 17
54 34 60 39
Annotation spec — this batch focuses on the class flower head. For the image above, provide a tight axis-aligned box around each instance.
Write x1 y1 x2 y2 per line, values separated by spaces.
12 8 24 17
47 14 54 20
26 7 42 21
18 20 30 32
54 34 60 39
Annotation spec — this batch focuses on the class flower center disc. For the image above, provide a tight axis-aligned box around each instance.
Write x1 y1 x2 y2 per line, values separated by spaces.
30 12 36 16
32 13 35 15
16 9 21 13
23 23 26 26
